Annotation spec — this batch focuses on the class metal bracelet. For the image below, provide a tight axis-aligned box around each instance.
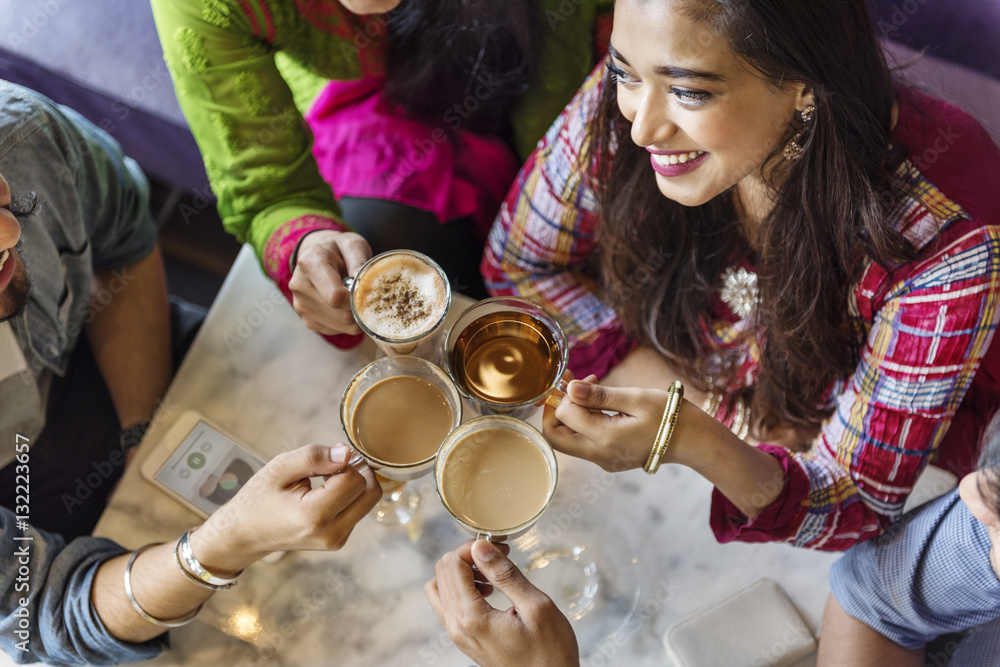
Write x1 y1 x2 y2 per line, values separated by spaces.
124 543 202 628
644 381 684 474
178 528 240 590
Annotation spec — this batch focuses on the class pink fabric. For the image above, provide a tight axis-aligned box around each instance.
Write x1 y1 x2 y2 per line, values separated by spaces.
306 77 521 241
263 214 364 350
709 444 811 545
567 325 638 381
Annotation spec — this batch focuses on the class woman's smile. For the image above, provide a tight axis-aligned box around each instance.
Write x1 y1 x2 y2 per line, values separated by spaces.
648 149 709 177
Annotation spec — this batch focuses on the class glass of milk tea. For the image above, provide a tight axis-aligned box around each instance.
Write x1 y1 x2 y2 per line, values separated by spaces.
434 415 558 542
341 355 463 525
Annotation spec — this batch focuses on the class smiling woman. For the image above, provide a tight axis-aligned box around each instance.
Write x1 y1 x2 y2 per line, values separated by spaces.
484 0 1000 552
593 0 899 430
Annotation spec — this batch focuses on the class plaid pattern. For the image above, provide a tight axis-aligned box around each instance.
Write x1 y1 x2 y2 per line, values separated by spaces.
831 490 1000 663
484 62 1000 550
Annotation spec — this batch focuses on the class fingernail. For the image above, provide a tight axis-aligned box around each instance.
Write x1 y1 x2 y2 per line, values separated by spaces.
329 444 350 464
473 539 498 562
568 380 590 401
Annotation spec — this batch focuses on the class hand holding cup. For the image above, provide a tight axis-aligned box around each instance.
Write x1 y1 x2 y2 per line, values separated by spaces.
425 539 580 667
191 443 382 573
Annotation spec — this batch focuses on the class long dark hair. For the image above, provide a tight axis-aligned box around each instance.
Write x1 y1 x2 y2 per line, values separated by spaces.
384 0 541 138
593 0 917 431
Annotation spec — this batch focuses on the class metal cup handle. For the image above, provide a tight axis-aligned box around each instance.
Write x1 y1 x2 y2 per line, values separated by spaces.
471 532 495 586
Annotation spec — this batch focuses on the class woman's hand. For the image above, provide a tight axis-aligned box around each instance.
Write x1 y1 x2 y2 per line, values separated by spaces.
425 540 579 667
543 376 668 471
288 230 371 336
192 443 382 574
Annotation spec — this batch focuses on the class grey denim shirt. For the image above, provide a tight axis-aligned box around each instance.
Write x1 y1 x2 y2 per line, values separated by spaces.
0 506 168 665
0 80 157 469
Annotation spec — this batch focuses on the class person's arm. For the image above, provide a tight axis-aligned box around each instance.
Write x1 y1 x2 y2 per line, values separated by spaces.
91 443 379 643
149 0 381 341
8 90 172 435
710 220 1000 549
546 221 1000 549
0 507 167 666
425 540 579 667
483 61 635 378
0 444 378 665
85 247 171 433
545 380 786 519
817 595 924 667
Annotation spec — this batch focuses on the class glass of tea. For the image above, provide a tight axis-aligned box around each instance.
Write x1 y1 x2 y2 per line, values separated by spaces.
341 355 463 525
342 250 452 365
434 416 558 542
445 297 568 419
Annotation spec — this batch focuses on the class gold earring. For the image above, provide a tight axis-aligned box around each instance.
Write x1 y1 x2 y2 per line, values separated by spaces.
783 104 816 161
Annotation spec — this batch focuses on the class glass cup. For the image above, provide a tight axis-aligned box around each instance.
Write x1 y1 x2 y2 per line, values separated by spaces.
342 250 452 364
434 416 558 542
444 297 569 419
341 355 463 525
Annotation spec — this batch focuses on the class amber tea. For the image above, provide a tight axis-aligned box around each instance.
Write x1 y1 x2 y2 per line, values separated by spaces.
449 310 562 405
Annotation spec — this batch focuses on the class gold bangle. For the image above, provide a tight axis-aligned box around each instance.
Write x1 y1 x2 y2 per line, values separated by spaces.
644 381 684 474
124 543 203 628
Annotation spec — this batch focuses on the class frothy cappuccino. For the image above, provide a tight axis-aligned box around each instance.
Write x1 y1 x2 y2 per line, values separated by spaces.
354 254 449 341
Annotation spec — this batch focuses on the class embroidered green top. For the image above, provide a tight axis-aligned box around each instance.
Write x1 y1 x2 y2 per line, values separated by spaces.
150 0 611 287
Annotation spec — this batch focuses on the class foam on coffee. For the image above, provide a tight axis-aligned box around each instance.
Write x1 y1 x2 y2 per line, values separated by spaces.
354 254 448 340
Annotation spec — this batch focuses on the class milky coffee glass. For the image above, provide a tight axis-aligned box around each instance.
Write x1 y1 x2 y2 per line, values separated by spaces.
434 415 558 542
341 355 463 525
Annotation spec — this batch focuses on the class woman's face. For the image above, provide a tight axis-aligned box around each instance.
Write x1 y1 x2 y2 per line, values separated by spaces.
959 470 1000 579
338 0 401 15
609 0 812 209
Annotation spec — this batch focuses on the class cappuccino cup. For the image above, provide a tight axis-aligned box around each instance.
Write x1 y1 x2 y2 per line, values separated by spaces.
343 250 451 363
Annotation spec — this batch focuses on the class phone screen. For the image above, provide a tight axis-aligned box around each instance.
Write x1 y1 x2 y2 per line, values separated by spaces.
154 420 264 516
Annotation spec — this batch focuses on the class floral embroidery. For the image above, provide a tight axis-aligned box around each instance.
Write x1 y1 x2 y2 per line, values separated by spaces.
235 71 272 117
211 111 238 154
175 27 209 73
263 214 344 279
201 0 233 28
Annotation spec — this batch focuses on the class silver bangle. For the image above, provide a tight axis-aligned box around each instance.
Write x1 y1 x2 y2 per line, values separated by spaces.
178 528 240 590
173 535 226 591
124 543 202 628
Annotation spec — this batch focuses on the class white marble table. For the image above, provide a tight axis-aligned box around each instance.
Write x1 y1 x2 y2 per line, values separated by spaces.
91 246 846 667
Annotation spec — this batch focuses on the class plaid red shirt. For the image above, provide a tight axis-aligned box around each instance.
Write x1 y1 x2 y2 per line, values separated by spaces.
483 62 1000 550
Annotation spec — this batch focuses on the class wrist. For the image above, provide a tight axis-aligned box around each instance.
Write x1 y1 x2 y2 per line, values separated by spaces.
262 213 347 287
119 419 151 455
663 399 725 469
292 229 340 273
190 517 262 577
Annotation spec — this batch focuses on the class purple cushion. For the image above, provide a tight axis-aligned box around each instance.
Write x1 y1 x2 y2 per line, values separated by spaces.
0 0 208 194
869 0 1000 80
